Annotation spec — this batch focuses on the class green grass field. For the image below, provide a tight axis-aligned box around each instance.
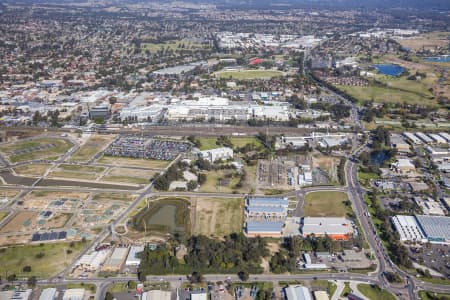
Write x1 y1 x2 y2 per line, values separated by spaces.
193 197 244 237
303 191 351 217
357 284 396 300
419 290 450 300
0 138 73 163
215 70 284 80
0 242 86 278
70 135 114 162
198 170 242 193
0 211 9 222
357 171 381 187
13 163 51 176
336 84 436 106
340 282 352 297
197 137 262 151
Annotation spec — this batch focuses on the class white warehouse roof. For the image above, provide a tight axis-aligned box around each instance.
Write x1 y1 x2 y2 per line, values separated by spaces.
285 285 312 300
126 246 144 266
391 215 426 242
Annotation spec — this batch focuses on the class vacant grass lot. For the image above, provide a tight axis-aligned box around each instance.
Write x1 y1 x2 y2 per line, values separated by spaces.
59 164 105 173
198 137 262 150
194 197 244 237
0 242 86 278
215 70 284 80
97 156 170 169
357 284 396 300
13 163 51 176
0 138 73 163
198 170 241 193
303 191 350 217
418 291 450 300
70 135 115 162
0 211 9 222
93 192 136 202
336 84 436 106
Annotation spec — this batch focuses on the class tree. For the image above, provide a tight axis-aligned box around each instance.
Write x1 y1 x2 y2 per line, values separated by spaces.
22 266 32 272
238 270 249 281
187 180 197 191
7 274 16 283
197 173 207 185
189 271 204 284
104 292 114 300
27 276 37 287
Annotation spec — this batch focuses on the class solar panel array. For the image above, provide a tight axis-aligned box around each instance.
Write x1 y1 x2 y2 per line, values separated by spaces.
31 231 67 242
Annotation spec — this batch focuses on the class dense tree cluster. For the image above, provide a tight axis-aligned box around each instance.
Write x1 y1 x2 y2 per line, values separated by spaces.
138 233 268 279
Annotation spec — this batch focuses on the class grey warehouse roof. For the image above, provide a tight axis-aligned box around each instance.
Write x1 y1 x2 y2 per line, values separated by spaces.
248 197 288 207
247 205 286 213
416 215 450 240
246 221 284 232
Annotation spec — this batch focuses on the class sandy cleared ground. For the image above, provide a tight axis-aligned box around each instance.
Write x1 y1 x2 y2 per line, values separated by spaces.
22 191 89 209
97 156 170 169
0 234 31 246
24 191 90 202
100 167 155 185
45 213 72 229
92 192 136 202
0 211 37 232
13 163 52 176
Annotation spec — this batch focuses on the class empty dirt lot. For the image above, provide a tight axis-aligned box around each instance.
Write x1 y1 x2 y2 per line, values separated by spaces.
0 211 38 233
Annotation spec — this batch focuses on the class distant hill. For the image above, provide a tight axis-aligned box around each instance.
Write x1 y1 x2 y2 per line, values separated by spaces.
2 0 449 10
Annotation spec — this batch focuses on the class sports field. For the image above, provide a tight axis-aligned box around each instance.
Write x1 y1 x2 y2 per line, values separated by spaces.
215 69 284 80
303 191 351 217
193 197 244 236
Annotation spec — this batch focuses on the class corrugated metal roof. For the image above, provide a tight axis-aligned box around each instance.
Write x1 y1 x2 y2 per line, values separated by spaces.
246 221 284 232
247 205 286 213
416 215 450 240
248 197 288 207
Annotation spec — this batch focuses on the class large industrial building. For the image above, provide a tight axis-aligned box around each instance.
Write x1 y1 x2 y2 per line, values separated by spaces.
102 247 129 272
142 290 172 300
39 288 57 300
284 285 312 300
62 289 85 300
391 215 450 244
301 217 354 240
125 245 144 267
198 147 233 163
415 215 450 244
119 95 300 123
391 215 426 242
245 197 290 237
